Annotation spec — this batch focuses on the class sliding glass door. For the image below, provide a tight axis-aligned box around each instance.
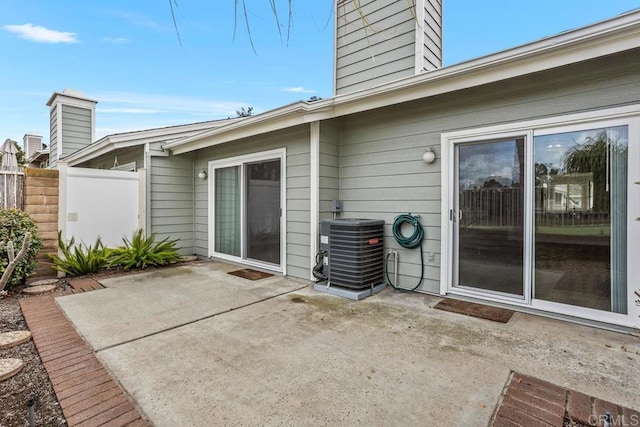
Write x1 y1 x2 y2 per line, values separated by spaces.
447 117 632 322
245 160 281 265
210 150 285 270
214 166 241 257
454 138 525 299
533 125 628 314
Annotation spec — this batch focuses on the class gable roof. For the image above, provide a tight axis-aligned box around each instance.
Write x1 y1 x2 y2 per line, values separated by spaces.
164 8 640 155
63 118 242 166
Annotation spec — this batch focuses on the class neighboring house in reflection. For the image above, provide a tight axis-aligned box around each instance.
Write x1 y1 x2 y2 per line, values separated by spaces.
544 173 593 212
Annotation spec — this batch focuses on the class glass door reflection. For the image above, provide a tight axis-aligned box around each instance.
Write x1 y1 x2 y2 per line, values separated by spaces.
455 138 525 298
245 159 281 265
533 126 628 313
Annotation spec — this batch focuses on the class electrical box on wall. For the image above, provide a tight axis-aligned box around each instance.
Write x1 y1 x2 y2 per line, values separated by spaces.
332 200 342 213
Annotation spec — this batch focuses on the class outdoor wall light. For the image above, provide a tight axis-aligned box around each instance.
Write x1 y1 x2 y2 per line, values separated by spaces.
422 148 436 164
198 170 207 180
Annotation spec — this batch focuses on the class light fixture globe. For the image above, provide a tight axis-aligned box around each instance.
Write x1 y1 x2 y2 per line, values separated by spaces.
422 148 436 164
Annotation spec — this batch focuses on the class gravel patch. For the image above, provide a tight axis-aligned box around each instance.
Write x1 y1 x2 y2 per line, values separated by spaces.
0 285 66 427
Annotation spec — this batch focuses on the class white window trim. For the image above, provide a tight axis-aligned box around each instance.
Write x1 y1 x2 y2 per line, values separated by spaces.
441 104 640 328
207 148 287 274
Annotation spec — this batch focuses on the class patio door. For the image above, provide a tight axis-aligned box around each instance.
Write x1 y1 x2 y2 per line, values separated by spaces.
444 111 637 326
209 149 286 271
532 125 628 315
453 137 527 301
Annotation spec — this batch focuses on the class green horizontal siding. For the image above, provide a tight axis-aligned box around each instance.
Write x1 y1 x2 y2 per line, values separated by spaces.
149 154 195 255
61 105 92 156
336 0 416 94
49 107 58 167
191 125 311 280
337 50 640 293
319 120 340 224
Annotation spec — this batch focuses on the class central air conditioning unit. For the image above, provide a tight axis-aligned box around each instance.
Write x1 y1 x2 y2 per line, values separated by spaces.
320 219 385 290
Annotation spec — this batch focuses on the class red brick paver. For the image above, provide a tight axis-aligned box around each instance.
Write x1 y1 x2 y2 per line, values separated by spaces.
67 277 105 293
491 372 639 427
20 295 146 427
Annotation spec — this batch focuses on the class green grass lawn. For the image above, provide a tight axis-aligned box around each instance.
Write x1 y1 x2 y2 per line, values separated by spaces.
465 225 610 237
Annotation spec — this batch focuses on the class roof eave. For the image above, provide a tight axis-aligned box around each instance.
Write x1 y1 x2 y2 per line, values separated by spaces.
63 119 241 165
165 9 640 155
165 102 314 155
335 10 640 115
28 150 50 162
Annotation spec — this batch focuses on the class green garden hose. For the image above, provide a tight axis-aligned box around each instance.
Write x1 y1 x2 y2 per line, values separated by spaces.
385 213 424 292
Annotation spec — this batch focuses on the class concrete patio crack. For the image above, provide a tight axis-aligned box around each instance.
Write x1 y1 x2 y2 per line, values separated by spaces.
94 283 311 353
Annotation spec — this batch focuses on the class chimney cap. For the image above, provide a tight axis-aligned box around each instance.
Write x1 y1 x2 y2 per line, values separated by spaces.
62 88 85 97
46 89 98 106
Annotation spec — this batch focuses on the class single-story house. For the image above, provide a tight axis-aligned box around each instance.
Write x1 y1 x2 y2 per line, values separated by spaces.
47 1 640 329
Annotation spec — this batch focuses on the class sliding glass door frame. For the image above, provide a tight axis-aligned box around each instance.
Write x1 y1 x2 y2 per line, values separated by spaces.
441 106 640 327
208 148 287 274
450 130 534 306
529 118 632 325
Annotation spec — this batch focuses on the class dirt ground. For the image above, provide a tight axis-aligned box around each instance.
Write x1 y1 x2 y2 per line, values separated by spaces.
0 284 67 427
0 262 197 427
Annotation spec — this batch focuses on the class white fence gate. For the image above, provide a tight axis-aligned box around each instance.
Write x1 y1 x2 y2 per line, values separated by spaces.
58 163 145 248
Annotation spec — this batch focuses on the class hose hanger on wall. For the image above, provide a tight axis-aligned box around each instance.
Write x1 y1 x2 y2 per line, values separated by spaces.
385 213 425 292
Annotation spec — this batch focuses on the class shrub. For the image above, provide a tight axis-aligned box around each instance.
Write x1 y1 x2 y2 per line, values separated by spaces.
0 209 43 287
109 229 180 269
48 232 110 276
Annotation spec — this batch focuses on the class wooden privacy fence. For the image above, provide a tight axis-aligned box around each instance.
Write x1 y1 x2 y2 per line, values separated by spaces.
460 187 610 228
0 168 25 210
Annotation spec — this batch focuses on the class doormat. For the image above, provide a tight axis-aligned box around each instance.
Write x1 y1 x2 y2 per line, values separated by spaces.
433 298 515 323
228 269 274 281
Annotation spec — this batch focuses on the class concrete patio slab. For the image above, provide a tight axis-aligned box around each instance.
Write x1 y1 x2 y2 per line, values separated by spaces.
56 262 307 351
57 263 640 426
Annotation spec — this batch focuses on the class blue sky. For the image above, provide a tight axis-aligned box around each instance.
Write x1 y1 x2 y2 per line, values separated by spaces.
1 1 638 147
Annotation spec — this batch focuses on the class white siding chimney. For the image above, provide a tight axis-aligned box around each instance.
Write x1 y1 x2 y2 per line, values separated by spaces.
46 89 97 168
334 0 442 95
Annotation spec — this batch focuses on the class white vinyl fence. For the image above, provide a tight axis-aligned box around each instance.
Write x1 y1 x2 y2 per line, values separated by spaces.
58 163 145 248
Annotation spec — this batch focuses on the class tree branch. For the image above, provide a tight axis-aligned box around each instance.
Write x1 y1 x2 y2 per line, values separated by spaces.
0 232 31 292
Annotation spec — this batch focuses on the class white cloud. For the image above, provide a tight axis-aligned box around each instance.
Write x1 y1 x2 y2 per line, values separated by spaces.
282 86 316 94
94 91 251 117
3 24 78 43
97 108 166 114
91 91 256 139
102 37 130 44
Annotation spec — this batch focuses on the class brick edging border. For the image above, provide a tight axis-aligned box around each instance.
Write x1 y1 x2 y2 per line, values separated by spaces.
20 295 147 427
491 371 639 426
